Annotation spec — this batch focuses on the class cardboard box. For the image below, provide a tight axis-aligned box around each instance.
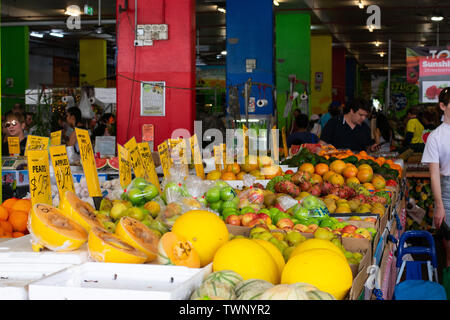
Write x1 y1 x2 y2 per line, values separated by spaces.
227 224 251 237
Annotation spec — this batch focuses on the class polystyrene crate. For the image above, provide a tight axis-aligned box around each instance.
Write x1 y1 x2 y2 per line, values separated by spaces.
0 263 74 300
28 262 212 300
0 235 89 265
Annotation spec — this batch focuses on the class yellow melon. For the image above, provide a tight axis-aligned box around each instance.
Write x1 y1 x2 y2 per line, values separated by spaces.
281 248 353 300
157 232 201 268
252 239 285 276
171 210 229 267
60 191 104 232
289 238 346 261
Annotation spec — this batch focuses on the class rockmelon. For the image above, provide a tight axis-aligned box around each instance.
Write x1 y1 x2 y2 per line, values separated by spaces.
115 216 159 262
212 238 280 284
60 191 104 232
291 282 336 300
88 227 147 264
289 238 346 261
28 203 88 252
157 232 201 268
281 248 353 300
252 239 285 276
258 284 310 300
204 270 244 288
235 279 274 300
171 210 229 267
190 281 236 300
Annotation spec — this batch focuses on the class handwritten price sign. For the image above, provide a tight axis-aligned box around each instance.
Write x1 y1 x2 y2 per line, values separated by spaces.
138 142 161 193
50 130 62 146
157 140 171 178
118 144 132 189
75 128 102 197
7 137 20 156
49 145 75 201
25 135 49 156
27 149 52 206
124 137 148 180
189 134 205 179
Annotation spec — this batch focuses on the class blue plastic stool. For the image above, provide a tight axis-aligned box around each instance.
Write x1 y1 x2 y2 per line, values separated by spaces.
393 230 447 300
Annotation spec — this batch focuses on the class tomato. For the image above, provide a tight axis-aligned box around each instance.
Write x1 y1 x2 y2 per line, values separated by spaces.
386 179 398 187
285 170 294 175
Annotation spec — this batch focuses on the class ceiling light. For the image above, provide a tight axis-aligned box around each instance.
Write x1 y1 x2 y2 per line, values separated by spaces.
221 50 227 55
216 54 222 59
50 32 64 38
217 7 226 13
375 41 380 47
30 32 44 38
431 15 444 22
358 1 364 9
379 52 385 57
65 5 81 16
368 25 374 32
273 0 280 6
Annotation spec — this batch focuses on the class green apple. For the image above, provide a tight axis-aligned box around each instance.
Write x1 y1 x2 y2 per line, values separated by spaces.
127 188 145 206
209 200 222 213
220 186 237 202
127 207 145 221
313 227 334 241
206 187 221 203
221 200 238 212
222 207 238 220
285 231 306 247
110 202 128 220
131 177 149 190
367 227 377 236
240 206 255 215
319 218 334 229
142 184 159 201
253 231 273 242
268 207 281 219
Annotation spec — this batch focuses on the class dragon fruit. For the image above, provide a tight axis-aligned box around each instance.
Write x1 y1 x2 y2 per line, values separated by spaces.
291 171 311 185
275 180 300 198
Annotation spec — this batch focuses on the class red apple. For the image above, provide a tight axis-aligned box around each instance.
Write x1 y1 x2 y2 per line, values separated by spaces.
257 213 272 225
364 217 377 223
342 225 358 234
337 218 345 222
226 215 241 226
355 228 372 240
294 224 308 232
241 212 258 227
353 234 365 239
332 229 342 235
277 218 294 229
306 223 319 233
247 219 265 228
341 232 352 238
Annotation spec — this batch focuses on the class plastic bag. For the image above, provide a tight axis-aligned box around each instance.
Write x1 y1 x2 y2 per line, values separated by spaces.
275 195 298 212
124 177 160 207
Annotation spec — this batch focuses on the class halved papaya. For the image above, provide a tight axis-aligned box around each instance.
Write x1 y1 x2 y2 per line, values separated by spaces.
28 203 88 252
115 216 159 262
157 232 201 268
60 191 104 232
88 227 147 264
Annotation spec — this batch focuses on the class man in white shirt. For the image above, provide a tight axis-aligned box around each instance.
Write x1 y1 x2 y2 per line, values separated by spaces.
422 87 450 269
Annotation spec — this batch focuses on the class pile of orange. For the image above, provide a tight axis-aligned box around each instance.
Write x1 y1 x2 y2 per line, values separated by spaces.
0 198 31 238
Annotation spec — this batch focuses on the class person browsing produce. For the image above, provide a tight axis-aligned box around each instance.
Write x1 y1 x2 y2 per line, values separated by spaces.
1 111 27 156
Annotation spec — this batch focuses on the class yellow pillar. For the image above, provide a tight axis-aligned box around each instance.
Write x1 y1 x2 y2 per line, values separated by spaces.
310 35 332 115
79 39 107 87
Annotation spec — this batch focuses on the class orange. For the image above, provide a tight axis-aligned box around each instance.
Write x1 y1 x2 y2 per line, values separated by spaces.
226 163 241 175
0 206 9 221
236 172 246 180
2 198 18 211
358 164 373 173
329 160 346 174
311 174 323 184
342 165 358 179
346 177 360 186
8 210 28 232
12 232 25 238
359 151 368 157
10 199 32 214
357 169 373 183
299 163 315 175
329 174 345 186
221 172 237 181
375 157 385 166
322 170 336 182
315 163 329 176
0 221 13 234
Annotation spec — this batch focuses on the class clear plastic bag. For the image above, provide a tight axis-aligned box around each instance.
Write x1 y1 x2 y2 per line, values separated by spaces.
124 177 160 207
275 195 298 212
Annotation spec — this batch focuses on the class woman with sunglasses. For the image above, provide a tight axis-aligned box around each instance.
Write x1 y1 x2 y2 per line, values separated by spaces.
422 87 450 271
1 111 27 156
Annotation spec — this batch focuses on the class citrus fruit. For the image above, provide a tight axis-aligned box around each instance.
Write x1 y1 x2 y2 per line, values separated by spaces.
329 173 345 186
342 165 358 179
322 170 336 182
311 174 323 184
357 168 373 183
206 170 222 180
346 177 360 186
299 163 315 175
330 160 346 174
314 163 329 176
221 172 237 181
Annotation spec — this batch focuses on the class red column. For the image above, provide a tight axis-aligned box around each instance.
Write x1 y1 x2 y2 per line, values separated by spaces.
332 47 346 104
116 0 196 149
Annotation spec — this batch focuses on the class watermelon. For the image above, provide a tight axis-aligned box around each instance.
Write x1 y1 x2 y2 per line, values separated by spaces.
190 281 236 300
235 279 274 300
108 157 119 170
95 158 108 170
204 270 244 288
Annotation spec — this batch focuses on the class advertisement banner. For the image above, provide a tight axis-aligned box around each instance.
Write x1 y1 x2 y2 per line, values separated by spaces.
406 46 450 84
419 58 450 77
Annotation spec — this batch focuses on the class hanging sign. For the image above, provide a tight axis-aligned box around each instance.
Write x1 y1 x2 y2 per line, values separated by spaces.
7 137 20 156
117 144 132 189
27 149 52 206
49 145 75 202
50 130 62 146
124 137 148 180
157 140 171 178
138 142 162 194
190 134 205 179
75 128 102 197
25 135 49 156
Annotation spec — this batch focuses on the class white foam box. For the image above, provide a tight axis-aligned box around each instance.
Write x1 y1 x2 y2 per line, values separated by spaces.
28 262 212 300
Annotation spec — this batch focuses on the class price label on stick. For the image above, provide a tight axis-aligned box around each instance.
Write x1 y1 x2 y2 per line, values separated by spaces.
158 140 171 178
271 125 279 164
25 135 49 156
75 128 102 198
27 149 52 206
281 127 288 159
124 137 148 180
118 144 132 189
190 134 205 179
50 130 62 146
7 137 20 156
138 142 162 194
49 145 75 202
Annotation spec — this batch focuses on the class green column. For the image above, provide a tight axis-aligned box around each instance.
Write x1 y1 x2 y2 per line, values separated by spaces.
1 26 29 114
275 13 311 130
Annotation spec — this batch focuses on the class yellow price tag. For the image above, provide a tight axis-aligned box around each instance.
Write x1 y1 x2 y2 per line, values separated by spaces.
27 149 52 206
189 134 205 179
118 144 132 189
124 137 148 179
50 130 62 146
213 145 223 171
157 140 171 178
7 137 20 156
25 135 49 156
75 128 102 197
49 145 75 202
282 127 288 159
138 142 162 194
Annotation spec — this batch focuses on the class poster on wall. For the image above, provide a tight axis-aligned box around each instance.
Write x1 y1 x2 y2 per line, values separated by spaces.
140 81 165 116
406 46 450 84
418 57 450 103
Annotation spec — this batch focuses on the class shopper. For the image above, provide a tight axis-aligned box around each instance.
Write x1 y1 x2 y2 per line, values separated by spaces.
66 106 86 149
289 108 301 134
402 105 425 153
309 114 321 137
1 111 27 156
319 101 341 131
374 112 393 153
319 98 380 152
24 112 35 136
421 87 450 269
287 113 319 148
